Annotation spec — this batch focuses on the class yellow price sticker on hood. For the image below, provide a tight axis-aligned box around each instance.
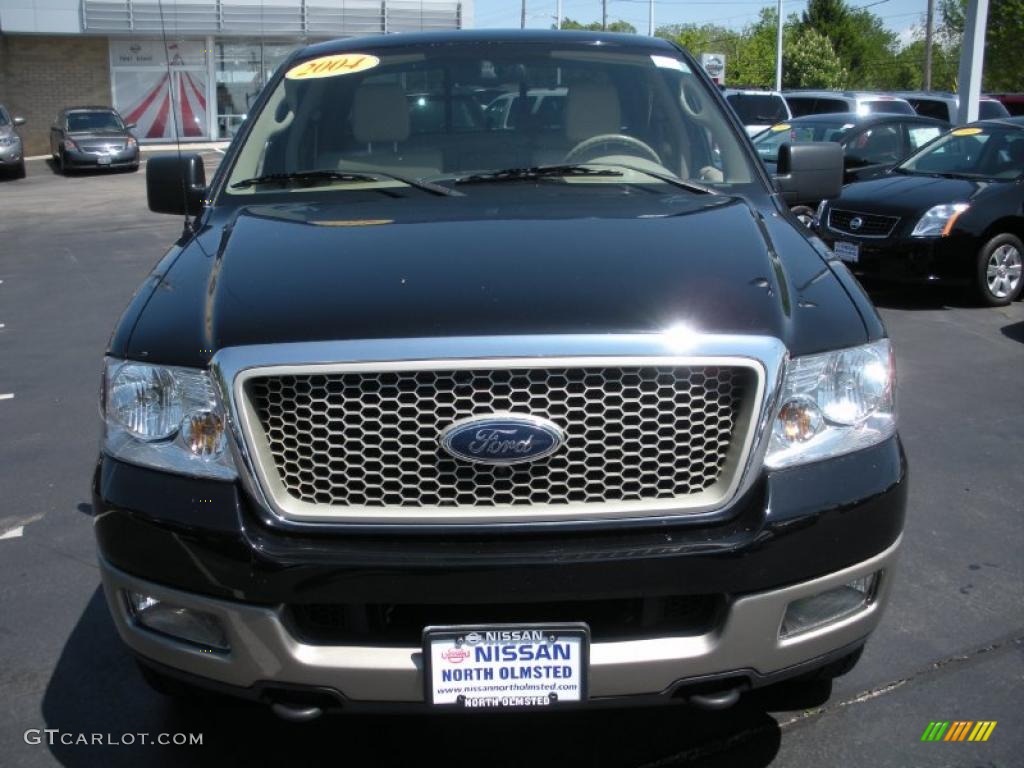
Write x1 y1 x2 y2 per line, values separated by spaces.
771 123 791 132
311 219 394 227
951 127 983 136
286 54 380 80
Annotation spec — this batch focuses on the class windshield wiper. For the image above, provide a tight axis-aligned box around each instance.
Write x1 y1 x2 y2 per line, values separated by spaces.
595 163 720 195
451 163 719 195
453 165 623 185
892 167 974 180
231 169 460 196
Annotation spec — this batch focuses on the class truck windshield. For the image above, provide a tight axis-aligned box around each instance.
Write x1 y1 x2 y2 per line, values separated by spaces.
225 42 758 196
898 126 1024 180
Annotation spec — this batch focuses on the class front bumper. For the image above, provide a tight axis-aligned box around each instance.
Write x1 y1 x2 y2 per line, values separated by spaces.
65 147 139 168
0 142 22 164
94 434 906 706
819 229 975 285
102 536 899 704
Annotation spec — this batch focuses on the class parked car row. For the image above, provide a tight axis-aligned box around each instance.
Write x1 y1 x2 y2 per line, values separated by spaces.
815 117 1024 306
0 104 140 180
0 104 26 179
722 88 1019 137
753 112 947 222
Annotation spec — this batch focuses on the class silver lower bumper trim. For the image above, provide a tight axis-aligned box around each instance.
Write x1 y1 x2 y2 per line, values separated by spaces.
100 535 900 702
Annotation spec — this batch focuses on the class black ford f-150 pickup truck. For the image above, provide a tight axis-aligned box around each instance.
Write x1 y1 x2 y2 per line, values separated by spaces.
94 30 906 719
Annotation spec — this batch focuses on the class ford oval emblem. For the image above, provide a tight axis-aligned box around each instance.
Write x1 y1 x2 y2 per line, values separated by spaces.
849 216 864 231
439 414 565 466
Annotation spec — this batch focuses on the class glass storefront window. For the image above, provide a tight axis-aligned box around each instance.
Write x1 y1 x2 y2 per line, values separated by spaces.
110 40 210 141
215 41 299 139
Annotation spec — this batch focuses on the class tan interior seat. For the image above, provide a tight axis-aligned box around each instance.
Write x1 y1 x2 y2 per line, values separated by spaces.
321 83 442 178
565 83 622 144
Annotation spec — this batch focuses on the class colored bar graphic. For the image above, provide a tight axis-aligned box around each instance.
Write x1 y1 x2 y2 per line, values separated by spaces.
921 721 996 742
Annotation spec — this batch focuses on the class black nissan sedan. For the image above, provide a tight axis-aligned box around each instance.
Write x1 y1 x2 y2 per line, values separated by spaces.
817 118 1024 306
49 106 140 174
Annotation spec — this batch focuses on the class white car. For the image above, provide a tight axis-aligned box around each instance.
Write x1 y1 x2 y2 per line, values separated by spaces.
784 91 916 118
723 89 791 137
892 91 1010 123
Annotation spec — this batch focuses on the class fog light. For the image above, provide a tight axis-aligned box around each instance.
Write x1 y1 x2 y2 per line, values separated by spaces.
780 573 878 638
125 590 230 651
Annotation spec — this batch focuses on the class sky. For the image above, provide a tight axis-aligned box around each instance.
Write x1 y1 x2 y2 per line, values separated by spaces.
472 0 929 40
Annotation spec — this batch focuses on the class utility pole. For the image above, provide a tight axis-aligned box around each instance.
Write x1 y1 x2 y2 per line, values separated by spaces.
775 0 784 91
556 0 562 29
923 0 935 90
956 0 989 123
649 0 655 35
602 0 608 30
521 0 527 28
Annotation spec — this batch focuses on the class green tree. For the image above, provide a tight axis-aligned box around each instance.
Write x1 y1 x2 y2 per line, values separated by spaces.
558 18 637 33
784 28 848 88
801 0 899 87
888 38 960 90
941 0 1024 90
730 9 782 86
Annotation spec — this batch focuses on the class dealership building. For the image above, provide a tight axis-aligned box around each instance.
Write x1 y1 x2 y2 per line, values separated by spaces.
0 0 471 154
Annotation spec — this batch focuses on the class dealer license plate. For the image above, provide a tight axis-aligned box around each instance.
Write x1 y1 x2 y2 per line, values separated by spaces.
424 624 589 709
834 241 859 264
97 156 112 166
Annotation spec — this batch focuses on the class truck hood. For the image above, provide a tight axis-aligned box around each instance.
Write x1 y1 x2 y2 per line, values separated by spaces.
123 196 870 367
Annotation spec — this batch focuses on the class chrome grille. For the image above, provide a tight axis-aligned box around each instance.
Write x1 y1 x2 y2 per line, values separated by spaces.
80 141 126 153
828 208 899 238
244 365 753 509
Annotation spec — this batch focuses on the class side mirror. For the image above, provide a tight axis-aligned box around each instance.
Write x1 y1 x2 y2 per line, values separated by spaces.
146 153 206 216
125 122 137 130
774 142 843 205
13 116 25 126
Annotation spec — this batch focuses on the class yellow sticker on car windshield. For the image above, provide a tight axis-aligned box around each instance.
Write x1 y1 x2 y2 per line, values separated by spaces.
771 123 791 132
286 54 380 80
951 127 984 136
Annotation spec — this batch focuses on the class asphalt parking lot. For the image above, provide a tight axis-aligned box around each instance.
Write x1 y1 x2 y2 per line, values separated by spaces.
0 155 1021 767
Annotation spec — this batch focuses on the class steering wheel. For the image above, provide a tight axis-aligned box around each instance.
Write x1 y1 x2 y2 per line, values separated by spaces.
564 133 662 166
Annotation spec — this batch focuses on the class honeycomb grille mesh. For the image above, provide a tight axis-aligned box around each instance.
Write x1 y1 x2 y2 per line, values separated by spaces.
245 366 751 508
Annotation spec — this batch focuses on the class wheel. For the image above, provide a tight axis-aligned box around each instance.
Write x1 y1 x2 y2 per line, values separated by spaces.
975 233 1023 306
15 160 25 179
564 133 663 166
791 205 816 228
57 150 68 175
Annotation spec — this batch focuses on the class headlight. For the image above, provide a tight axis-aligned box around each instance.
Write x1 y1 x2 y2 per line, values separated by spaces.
102 359 236 479
0 135 18 147
765 339 895 469
911 203 969 237
127 136 138 148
